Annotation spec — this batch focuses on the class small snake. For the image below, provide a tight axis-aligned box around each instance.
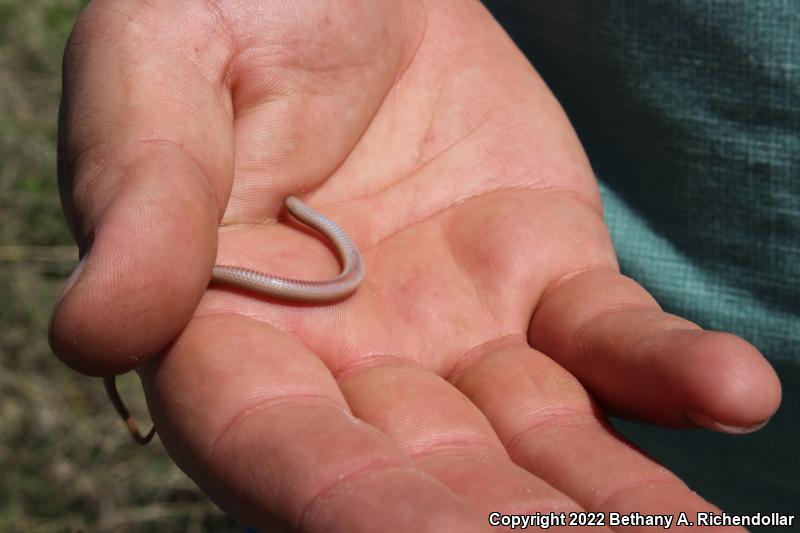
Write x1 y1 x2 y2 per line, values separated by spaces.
105 196 365 444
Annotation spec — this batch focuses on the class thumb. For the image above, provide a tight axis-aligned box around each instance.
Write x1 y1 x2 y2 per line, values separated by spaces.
50 2 232 376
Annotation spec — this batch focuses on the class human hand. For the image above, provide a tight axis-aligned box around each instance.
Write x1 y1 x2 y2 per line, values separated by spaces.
51 1 781 531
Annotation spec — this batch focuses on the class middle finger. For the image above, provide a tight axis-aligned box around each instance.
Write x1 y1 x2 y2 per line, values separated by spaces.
337 353 602 529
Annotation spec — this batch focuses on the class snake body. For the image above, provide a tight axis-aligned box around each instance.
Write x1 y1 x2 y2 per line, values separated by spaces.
212 196 364 301
106 196 365 443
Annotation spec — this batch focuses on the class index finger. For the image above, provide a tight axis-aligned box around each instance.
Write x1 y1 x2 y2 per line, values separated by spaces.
143 313 487 532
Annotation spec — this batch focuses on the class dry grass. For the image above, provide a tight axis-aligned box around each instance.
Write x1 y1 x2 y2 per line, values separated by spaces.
0 2 238 530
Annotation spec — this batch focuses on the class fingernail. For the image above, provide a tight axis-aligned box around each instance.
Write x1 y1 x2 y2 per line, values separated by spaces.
49 255 87 348
686 411 770 434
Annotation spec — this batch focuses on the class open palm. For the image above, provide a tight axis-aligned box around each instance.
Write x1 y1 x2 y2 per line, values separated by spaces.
51 1 780 531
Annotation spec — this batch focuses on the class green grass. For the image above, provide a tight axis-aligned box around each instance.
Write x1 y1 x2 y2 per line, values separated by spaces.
0 2 238 530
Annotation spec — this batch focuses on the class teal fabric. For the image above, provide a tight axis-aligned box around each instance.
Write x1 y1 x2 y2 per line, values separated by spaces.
482 0 799 521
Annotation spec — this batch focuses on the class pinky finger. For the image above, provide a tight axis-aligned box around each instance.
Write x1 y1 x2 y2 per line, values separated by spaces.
529 267 781 432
